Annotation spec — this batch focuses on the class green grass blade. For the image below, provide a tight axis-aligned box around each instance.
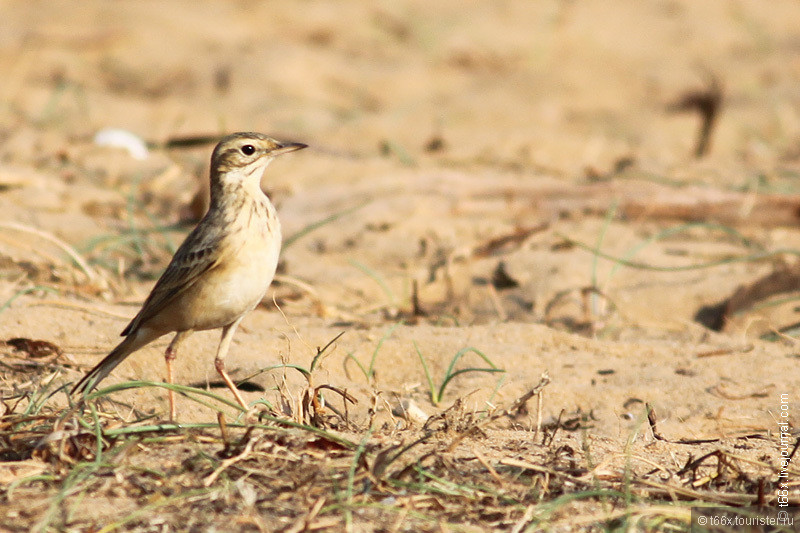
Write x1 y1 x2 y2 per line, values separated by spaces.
443 347 499 378
344 352 370 381
368 320 403 378
556 232 800 272
413 341 438 404
236 363 311 383
607 221 761 280
0 286 57 317
437 368 505 403
85 380 245 412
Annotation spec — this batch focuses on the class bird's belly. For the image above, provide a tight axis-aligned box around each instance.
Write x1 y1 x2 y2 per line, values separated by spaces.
172 234 280 331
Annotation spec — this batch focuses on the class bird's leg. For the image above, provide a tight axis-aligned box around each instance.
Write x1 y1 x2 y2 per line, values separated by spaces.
165 331 190 421
214 317 249 411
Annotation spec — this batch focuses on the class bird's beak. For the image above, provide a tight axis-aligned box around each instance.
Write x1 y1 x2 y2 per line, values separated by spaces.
271 142 308 156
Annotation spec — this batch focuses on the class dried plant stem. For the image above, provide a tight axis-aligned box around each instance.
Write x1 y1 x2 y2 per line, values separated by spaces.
0 221 97 281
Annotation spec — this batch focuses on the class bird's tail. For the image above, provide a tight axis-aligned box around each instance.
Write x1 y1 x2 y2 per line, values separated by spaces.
71 329 157 398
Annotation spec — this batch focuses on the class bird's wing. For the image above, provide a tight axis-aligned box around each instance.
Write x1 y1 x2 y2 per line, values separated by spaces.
121 221 228 336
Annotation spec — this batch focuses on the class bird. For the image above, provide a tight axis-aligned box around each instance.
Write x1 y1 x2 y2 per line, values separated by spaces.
72 132 307 420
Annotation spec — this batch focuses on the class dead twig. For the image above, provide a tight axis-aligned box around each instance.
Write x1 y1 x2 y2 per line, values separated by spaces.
203 433 257 486
471 223 549 258
667 72 723 158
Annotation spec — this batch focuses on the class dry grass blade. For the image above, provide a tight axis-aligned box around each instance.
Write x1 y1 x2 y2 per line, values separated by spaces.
283 496 330 533
0 221 98 281
0 376 790 531
202 433 256 486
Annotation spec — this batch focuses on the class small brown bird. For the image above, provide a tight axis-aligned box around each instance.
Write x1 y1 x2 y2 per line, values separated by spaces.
72 132 306 419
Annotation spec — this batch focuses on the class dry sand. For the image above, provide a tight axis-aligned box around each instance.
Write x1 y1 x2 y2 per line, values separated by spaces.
1 1 799 530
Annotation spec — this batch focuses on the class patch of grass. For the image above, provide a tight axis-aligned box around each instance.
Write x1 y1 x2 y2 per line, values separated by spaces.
414 343 505 405
556 219 785 333
232 331 355 426
557 221 778 275
344 320 403 383
79 222 183 280
0 373 792 532
84 380 245 416
0 222 98 281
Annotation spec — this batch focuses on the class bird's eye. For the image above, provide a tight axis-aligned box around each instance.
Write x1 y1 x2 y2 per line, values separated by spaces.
240 144 256 156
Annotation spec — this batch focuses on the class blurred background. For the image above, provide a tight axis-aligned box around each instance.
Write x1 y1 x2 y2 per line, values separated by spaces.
3 0 800 326
3 1 799 176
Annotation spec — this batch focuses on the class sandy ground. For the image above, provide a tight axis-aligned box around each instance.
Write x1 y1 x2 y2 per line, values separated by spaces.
1 0 800 530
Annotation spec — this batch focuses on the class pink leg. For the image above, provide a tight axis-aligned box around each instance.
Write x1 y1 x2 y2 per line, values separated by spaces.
214 318 249 411
165 331 190 421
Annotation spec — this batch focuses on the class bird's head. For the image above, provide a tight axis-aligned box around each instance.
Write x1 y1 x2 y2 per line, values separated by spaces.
210 132 306 194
